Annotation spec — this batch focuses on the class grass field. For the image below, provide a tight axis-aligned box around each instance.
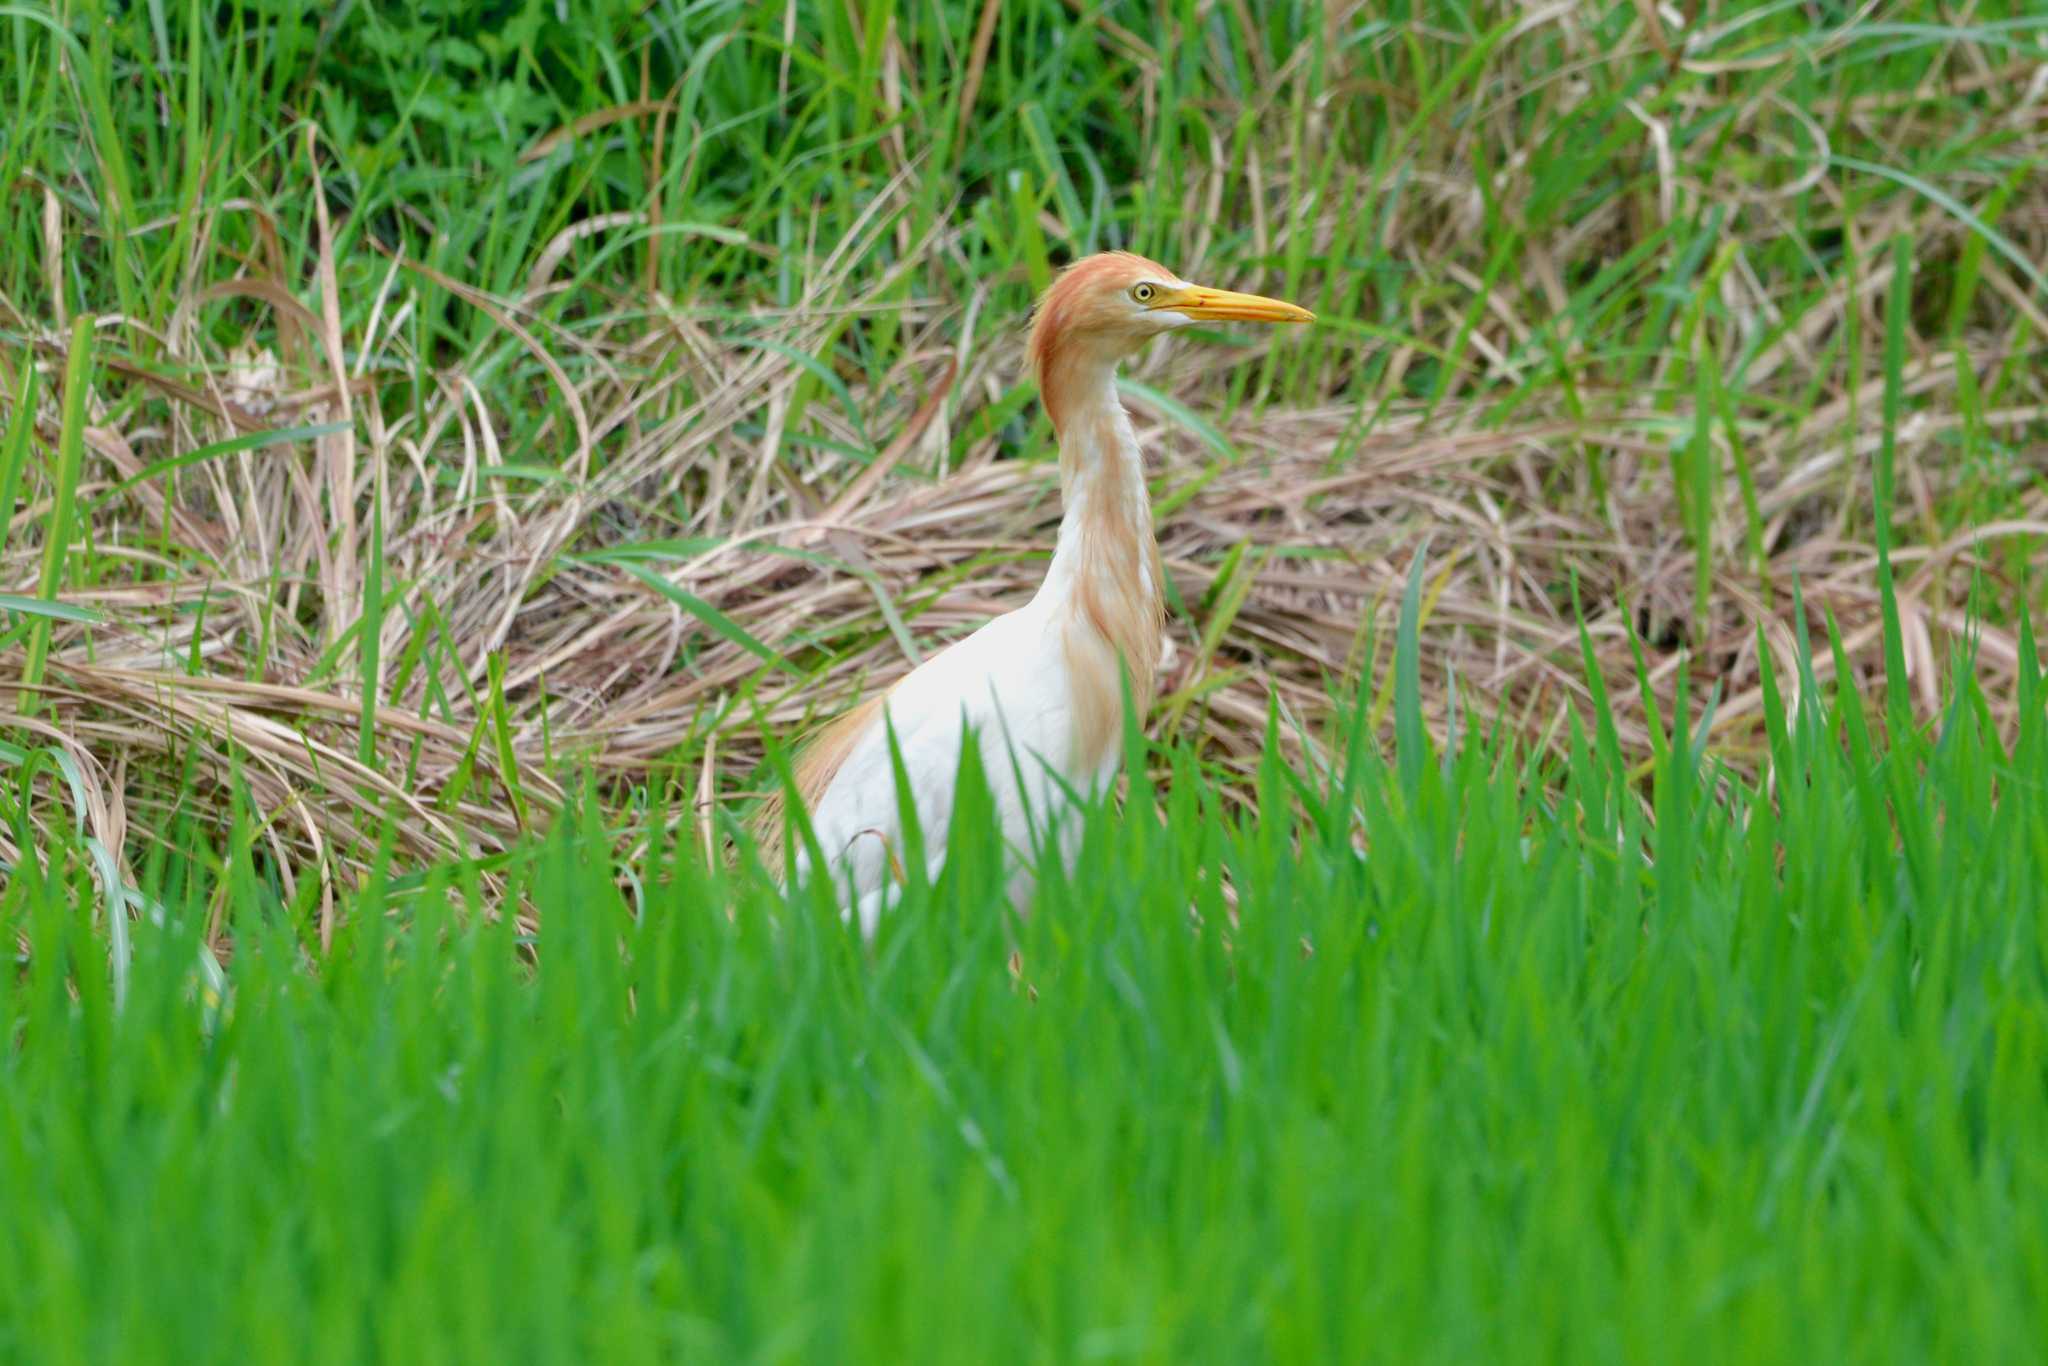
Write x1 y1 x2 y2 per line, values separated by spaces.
3 0 2047 1360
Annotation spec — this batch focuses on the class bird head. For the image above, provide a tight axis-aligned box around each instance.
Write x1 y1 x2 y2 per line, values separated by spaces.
1027 252 1313 422
1029 250 1313 356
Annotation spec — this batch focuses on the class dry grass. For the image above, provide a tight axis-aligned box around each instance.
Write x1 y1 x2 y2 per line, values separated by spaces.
2 4 2045 916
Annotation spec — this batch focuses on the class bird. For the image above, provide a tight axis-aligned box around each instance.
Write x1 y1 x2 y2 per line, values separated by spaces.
758 251 1313 933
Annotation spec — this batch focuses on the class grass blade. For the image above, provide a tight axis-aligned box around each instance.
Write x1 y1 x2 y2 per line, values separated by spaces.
19 316 93 721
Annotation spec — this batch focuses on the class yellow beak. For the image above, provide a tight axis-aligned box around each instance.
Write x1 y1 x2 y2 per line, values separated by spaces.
1153 284 1315 324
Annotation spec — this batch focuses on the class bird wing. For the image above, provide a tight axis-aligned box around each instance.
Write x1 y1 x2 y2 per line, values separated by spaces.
789 605 1077 902
752 691 888 872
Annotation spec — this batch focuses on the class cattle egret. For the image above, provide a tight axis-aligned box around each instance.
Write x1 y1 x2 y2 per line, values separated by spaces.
762 251 1313 931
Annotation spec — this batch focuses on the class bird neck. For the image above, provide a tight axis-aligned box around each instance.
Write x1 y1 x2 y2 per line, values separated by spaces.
1036 362 1165 757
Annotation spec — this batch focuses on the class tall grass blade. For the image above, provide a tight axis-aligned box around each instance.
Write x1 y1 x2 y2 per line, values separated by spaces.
19 315 92 721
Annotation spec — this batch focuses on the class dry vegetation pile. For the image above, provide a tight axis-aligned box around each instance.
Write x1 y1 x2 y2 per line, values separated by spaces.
2 4 2044 898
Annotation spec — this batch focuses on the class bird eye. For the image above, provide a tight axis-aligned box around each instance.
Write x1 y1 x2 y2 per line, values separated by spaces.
1132 283 1155 303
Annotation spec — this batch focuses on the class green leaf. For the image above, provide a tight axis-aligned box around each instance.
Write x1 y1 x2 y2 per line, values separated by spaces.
1832 155 2048 298
616 561 793 674
1117 378 1244 466
0 594 103 624
1395 537 1432 796
87 421 350 513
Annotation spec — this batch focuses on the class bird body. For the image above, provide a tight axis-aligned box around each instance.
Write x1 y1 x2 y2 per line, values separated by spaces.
763 253 1312 932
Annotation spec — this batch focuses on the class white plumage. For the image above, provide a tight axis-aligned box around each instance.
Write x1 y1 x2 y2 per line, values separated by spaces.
761 253 1313 932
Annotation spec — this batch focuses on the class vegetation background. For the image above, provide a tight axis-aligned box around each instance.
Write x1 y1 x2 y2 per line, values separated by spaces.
1 1 2045 1361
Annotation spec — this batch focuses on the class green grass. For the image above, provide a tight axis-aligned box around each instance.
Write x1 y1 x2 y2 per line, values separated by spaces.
4 1 2048 1360
4 0 2042 484
7 587 2048 1362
